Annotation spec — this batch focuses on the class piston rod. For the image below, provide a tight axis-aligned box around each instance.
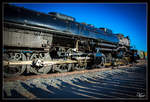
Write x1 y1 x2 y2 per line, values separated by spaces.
3 60 78 66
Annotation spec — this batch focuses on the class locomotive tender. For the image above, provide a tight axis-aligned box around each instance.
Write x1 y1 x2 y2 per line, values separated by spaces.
3 4 132 77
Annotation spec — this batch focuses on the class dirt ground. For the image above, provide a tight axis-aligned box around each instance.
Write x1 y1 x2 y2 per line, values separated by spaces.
3 63 147 100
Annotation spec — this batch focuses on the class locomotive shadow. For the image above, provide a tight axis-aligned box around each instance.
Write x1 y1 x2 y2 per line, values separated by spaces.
3 66 147 99
3 89 27 98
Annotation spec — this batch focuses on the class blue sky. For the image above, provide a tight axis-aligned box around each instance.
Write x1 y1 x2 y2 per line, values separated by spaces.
9 3 147 52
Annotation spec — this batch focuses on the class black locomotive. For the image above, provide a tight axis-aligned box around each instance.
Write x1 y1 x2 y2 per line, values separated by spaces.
3 4 136 77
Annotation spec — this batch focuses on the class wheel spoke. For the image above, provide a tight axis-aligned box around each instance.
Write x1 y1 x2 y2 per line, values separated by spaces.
3 53 26 77
74 62 87 71
54 63 72 73
29 53 52 74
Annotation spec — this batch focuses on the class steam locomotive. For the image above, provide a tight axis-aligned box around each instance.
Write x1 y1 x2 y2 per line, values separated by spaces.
3 4 136 77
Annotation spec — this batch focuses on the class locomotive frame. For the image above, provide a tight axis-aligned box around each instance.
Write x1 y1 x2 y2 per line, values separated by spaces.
3 4 136 77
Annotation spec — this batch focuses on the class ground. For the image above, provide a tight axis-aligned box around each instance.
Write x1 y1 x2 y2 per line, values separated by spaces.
3 64 147 100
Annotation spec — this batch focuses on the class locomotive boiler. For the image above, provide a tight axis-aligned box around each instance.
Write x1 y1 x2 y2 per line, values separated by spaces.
3 4 133 77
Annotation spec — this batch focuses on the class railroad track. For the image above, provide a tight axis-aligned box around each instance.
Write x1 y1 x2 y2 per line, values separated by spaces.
4 62 146 82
